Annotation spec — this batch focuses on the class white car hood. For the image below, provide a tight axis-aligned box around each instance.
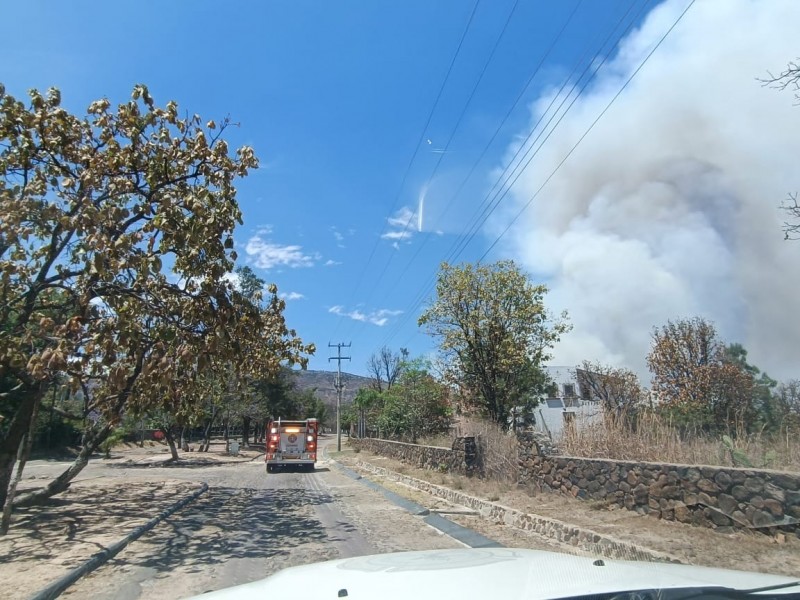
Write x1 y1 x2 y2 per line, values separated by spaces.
190 548 798 600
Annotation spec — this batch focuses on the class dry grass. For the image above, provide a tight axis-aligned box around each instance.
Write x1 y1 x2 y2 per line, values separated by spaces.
423 418 519 482
560 411 800 472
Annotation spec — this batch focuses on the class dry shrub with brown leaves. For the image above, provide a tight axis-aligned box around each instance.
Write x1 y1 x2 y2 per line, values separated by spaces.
560 410 800 472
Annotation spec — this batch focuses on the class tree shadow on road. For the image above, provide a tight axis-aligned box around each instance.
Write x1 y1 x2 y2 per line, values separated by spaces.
113 487 333 573
107 457 258 469
0 481 200 575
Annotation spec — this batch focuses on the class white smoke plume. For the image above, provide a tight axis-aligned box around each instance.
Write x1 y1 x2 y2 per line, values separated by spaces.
494 0 800 380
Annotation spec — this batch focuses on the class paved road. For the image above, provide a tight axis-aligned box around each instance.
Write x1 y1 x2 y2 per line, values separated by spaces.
57 437 461 599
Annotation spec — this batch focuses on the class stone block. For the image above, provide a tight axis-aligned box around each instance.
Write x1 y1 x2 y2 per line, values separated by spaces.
701 467 718 479
709 510 733 527
751 509 775 528
768 473 800 491
750 495 765 509
698 492 716 507
729 469 747 485
763 499 784 518
684 467 702 483
674 505 690 522
627 471 638 486
634 484 649 504
714 471 732 490
661 485 681 500
619 481 631 493
697 478 719 494
718 493 738 515
731 485 749 502
744 477 764 494
762 483 785 503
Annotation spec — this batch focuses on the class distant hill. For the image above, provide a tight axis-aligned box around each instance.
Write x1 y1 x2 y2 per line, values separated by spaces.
291 369 374 408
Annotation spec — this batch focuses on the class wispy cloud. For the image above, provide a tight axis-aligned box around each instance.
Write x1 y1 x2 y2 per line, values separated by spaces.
382 206 416 245
331 226 345 247
280 291 305 301
324 259 342 267
328 305 403 327
245 234 318 270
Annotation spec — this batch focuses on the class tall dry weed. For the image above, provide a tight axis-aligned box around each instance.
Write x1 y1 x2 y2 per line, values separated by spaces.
559 410 800 472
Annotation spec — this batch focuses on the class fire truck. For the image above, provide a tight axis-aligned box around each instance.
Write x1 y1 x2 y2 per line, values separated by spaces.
265 418 319 473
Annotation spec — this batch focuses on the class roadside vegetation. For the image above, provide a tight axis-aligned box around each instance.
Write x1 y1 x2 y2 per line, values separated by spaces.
354 260 800 477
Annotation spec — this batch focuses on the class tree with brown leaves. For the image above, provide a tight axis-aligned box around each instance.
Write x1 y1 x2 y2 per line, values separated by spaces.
0 85 313 519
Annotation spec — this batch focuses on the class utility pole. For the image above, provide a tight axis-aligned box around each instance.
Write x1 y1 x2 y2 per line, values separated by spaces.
328 342 351 452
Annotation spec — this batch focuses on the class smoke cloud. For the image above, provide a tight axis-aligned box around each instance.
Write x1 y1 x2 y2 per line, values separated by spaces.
495 0 800 380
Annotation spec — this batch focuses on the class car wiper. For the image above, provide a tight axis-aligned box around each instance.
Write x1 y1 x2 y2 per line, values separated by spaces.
672 581 800 600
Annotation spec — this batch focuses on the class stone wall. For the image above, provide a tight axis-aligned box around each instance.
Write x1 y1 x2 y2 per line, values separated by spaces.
517 435 800 532
349 437 476 475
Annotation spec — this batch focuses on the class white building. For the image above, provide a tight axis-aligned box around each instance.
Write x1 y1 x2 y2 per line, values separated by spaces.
531 366 602 438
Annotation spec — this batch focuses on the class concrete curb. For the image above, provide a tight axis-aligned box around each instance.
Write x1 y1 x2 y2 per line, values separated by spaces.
29 482 210 600
355 460 682 564
326 451 502 549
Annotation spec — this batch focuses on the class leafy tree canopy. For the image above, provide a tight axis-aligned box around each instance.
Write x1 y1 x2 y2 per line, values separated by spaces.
419 260 569 429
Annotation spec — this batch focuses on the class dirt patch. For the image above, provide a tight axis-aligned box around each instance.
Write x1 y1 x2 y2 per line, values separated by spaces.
0 479 203 600
338 449 800 578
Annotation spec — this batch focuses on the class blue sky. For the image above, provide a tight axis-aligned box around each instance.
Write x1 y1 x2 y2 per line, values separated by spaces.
5 1 799 381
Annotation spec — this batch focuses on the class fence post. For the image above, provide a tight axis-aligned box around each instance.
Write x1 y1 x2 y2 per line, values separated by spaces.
463 436 477 477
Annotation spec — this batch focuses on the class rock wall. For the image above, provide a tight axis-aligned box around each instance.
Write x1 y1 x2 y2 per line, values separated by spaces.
517 434 800 532
349 437 475 475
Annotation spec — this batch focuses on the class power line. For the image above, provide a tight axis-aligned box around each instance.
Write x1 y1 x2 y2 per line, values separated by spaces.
480 0 696 261
370 0 585 295
373 0 642 349
345 0 522 343
376 0 695 352
332 0 482 341
446 0 647 267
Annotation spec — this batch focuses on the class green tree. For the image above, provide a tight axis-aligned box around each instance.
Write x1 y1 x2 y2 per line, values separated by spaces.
352 388 380 437
418 260 569 430
723 343 779 431
0 85 313 514
236 265 265 303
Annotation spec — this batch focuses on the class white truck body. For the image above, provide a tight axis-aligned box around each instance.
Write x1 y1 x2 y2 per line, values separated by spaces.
265 418 319 473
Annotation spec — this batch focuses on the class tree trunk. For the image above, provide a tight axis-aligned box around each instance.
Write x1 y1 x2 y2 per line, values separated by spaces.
1 392 39 534
0 389 42 509
13 422 112 508
242 416 251 447
200 407 217 452
163 427 179 462
180 427 189 452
